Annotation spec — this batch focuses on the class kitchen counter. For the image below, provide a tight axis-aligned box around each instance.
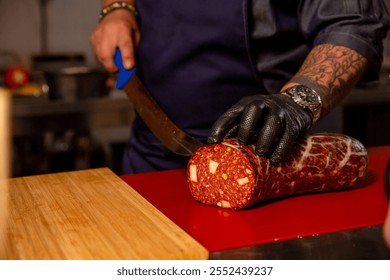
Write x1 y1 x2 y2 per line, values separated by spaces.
122 145 390 259
1 146 390 260
12 96 135 136
11 95 136 176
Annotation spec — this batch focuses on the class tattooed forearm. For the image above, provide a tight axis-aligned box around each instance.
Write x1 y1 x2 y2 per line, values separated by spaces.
281 44 367 119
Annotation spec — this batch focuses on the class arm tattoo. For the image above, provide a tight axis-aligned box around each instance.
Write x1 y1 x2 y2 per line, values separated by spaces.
284 44 367 118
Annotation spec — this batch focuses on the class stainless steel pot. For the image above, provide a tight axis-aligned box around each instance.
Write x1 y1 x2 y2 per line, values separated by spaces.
45 66 109 101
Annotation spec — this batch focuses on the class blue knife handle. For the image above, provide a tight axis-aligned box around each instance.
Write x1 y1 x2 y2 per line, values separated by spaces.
114 48 137 89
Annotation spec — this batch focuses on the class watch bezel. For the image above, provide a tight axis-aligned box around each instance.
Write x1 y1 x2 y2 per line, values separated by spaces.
281 85 322 122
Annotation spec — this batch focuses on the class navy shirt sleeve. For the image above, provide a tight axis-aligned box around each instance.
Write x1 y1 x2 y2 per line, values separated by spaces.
298 0 390 81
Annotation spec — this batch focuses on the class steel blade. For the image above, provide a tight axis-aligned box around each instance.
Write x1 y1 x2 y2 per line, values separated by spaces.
123 75 205 156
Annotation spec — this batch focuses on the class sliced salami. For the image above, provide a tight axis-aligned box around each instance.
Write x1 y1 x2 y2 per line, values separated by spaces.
187 133 368 210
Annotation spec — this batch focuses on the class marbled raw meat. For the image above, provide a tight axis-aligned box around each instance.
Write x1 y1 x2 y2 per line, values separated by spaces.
187 133 368 210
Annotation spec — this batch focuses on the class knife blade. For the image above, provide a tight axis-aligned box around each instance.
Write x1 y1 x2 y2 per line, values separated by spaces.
114 49 205 156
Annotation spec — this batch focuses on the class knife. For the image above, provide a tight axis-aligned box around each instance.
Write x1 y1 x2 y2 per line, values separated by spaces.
114 49 205 156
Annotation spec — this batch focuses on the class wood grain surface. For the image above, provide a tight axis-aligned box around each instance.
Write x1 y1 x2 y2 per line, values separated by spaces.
0 88 10 259
0 168 208 260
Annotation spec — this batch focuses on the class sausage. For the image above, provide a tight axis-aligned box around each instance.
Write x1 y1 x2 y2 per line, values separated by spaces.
187 133 368 210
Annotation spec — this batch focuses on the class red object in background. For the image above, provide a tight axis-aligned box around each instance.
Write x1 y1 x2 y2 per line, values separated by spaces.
3 66 30 89
121 146 389 252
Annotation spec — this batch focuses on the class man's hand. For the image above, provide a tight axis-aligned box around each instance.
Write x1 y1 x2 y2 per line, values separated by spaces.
207 94 313 164
90 9 140 72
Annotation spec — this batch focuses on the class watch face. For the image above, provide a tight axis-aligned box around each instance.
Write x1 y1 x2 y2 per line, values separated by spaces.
283 85 322 122
294 86 320 107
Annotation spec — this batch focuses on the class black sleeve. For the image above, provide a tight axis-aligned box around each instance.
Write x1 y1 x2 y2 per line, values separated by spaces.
298 0 390 81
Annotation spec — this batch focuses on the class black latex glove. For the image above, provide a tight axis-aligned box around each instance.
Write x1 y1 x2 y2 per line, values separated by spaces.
207 94 313 164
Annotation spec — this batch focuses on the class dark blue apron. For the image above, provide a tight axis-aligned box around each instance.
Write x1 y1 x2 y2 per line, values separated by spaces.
123 0 262 173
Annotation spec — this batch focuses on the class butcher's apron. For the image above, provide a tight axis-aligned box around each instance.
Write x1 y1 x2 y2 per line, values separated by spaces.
123 0 262 173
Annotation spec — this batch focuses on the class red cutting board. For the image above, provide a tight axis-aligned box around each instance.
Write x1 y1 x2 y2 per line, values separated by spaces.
121 146 389 252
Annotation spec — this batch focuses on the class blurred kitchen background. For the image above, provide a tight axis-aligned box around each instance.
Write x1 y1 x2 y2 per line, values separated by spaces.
0 0 389 177
1 0 134 177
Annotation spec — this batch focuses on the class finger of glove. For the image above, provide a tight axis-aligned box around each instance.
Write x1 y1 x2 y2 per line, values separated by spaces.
207 105 244 144
269 125 299 164
269 107 312 164
237 101 264 145
255 113 284 158
225 124 239 139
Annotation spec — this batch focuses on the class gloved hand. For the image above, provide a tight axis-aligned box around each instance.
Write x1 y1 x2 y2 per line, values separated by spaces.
207 94 313 164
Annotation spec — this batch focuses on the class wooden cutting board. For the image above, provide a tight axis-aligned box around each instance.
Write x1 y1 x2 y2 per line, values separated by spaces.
0 88 10 259
1 168 208 260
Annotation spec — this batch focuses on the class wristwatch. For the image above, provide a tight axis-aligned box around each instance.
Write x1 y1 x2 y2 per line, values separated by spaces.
281 85 322 122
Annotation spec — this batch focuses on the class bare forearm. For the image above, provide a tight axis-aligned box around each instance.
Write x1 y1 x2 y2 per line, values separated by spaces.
92 0 139 71
282 44 367 119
